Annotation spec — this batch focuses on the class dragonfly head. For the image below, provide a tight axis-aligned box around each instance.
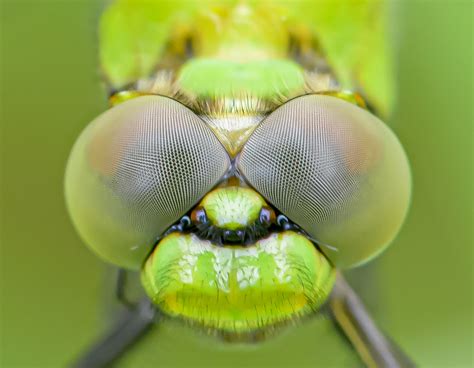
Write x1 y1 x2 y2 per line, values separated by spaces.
65 93 410 339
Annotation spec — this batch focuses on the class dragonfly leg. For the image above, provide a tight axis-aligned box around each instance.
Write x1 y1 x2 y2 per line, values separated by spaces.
71 298 156 368
329 272 416 368
116 268 138 309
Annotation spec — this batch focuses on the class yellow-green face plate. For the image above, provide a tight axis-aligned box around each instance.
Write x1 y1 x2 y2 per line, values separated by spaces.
141 231 335 335
200 187 266 230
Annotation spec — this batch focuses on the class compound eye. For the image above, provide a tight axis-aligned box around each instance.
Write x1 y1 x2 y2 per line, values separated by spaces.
65 95 230 269
238 95 411 267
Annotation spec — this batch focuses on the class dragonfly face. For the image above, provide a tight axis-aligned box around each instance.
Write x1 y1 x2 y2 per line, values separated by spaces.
65 0 411 344
65 93 410 337
142 187 334 337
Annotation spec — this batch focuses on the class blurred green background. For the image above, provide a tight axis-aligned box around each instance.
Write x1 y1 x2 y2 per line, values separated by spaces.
0 1 472 367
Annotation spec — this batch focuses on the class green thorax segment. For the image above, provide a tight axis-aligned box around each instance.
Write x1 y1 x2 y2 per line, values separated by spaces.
100 1 393 155
100 0 394 117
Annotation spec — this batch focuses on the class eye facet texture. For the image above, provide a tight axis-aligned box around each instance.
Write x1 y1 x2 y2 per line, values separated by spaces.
238 95 411 268
65 96 230 269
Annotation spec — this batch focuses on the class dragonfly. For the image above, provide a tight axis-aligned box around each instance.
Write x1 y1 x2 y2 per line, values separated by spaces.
65 0 413 366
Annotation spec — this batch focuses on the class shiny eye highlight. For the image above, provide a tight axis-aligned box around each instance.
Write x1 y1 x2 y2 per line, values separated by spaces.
65 95 230 269
238 95 411 267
